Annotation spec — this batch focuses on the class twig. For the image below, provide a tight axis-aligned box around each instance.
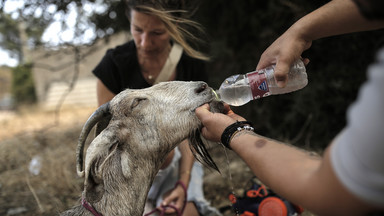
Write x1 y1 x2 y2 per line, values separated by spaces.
26 176 45 213
54 46 81 125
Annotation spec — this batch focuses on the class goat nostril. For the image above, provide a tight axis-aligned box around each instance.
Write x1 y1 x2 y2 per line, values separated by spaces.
195 83 207 94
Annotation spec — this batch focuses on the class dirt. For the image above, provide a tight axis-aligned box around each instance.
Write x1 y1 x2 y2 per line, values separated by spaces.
0 106 312 216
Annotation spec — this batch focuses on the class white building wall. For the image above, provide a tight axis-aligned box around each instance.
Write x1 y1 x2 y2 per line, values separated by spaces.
31 32 131 110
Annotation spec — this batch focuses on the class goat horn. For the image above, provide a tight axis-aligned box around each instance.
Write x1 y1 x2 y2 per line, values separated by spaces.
76 102 111 177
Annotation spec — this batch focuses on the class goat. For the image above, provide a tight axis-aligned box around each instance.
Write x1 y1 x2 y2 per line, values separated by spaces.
61 81 223 216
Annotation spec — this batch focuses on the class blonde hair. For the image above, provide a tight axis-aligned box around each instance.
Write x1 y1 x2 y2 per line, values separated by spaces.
125 1 210 61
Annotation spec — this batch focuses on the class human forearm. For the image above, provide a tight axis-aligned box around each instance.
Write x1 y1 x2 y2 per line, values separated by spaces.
292 0 384 42
230 132 375 215
230 131 321 201
159 140 194 211
257 0 384 86
178 139 194 187
96 79 115 106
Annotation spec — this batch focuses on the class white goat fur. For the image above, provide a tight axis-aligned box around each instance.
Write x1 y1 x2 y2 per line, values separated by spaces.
61 81 221 216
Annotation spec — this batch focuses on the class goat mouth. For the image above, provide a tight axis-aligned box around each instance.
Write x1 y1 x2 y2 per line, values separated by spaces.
192 99 224 113
192 88 225 112
208 100 225 114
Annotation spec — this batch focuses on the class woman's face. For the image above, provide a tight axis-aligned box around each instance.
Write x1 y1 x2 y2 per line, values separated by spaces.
130 10 171 58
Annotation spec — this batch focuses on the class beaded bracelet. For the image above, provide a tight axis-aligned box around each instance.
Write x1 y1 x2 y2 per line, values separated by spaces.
221 121 254 149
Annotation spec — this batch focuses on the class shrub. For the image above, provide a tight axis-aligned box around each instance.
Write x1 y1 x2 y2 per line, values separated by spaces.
11 63 37 106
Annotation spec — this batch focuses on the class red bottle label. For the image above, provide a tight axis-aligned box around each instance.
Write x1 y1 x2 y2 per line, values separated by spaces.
247 72 269 99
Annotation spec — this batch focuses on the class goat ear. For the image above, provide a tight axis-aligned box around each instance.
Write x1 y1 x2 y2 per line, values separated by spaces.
83 132 118 203
84 158 105 203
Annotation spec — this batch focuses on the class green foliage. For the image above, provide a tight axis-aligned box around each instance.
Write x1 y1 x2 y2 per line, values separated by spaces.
11 63 36 106
89 0 130 38
20 0 130 41
0 12 21 60
0 10 50 63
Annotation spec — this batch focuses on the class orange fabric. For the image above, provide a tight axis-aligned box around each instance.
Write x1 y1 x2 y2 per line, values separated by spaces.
228 193 237 204
241 211 256 216
246 185 268 198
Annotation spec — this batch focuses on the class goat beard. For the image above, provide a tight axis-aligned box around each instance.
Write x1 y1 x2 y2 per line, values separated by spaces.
189 129 220 173
188 100 226 173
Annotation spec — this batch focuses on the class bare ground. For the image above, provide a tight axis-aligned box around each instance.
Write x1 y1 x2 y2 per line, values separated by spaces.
0 106 312 216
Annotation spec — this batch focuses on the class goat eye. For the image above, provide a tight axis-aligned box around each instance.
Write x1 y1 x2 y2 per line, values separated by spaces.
131 98 146 109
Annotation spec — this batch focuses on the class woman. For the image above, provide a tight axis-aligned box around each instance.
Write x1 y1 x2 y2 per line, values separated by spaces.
92 0 220 215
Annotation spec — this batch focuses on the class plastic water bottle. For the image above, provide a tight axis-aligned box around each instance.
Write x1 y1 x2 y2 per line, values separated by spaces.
216 59 308 106
29 155 42 175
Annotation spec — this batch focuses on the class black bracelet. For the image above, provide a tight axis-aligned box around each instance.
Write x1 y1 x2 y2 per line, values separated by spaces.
221 121 254 149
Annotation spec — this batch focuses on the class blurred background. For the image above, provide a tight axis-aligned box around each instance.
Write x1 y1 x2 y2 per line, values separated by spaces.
0 0 383 215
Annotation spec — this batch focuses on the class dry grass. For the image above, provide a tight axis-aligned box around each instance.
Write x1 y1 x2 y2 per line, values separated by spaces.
0 106 313 216
0 105 96 140
0 106 96 215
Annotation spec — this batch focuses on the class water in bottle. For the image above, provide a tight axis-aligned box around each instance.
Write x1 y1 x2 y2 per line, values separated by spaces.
216 59 308 106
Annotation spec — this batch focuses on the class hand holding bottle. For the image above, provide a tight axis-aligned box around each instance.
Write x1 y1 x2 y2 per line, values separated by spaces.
256 25 312 88
217 59 308 106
